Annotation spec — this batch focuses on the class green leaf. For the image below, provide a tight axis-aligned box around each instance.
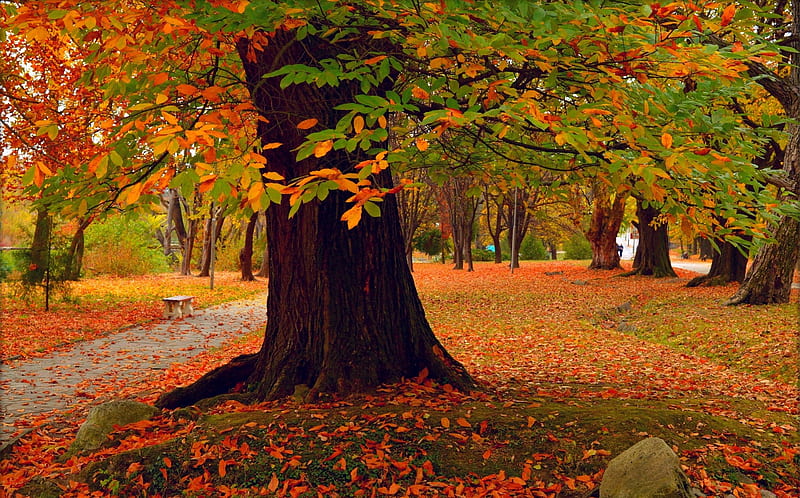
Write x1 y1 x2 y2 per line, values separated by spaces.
363 200 381 217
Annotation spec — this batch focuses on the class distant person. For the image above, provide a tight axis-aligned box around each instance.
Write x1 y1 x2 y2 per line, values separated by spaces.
617 244 623 258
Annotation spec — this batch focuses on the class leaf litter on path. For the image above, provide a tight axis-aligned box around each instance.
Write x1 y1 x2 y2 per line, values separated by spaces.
1 262 797 497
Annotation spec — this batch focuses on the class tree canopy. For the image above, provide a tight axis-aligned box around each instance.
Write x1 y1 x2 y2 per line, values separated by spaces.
2 0 794 246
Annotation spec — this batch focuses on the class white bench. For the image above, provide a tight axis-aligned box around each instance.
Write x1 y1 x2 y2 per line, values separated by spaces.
162 295 195 319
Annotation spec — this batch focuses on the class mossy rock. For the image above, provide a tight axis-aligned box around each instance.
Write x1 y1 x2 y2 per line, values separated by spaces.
65 400 159 459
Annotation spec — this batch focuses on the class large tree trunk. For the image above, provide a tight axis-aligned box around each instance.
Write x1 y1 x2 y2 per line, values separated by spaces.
158 31 473 407
725 216 800 304
586 184 626 270
625 200 676 278
687 226 749 287
239 212 258 281
726 125 800 304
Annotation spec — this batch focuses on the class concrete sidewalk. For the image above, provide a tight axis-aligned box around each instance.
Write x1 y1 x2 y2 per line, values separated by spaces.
0 295 267 444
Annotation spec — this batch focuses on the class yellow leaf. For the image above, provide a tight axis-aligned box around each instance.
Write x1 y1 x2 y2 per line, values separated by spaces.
341 205 363 229
313 140 334 158
155 93 168 105
248 182 264 210
162 111 178 125
297 118 318 130
661 132 673 148
263 171 284 181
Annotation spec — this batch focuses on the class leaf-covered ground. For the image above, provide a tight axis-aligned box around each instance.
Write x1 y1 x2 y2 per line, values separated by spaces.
0 272 265 362
1 262 798 497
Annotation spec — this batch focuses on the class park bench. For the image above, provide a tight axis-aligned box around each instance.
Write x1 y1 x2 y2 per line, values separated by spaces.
162 295 195 319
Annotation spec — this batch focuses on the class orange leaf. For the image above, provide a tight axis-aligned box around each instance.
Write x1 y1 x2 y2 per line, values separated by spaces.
720 4 735 27
364 55 388 65
341 205 363 229
297 118 318 130
163 457 172 468
353 115 365 134
313 140 334 158
440 417 450 429
153 72 169 85
456 417 471 428
482 449 492 460
268 474 279 492
176 84 198 95
415 137 429 151
661 132 673 148
218 459 228 477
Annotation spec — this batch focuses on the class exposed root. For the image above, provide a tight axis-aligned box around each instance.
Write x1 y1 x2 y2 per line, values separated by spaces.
155 353 259 409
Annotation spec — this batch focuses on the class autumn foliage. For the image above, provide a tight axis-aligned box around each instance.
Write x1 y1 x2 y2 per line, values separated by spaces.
1 263 797 497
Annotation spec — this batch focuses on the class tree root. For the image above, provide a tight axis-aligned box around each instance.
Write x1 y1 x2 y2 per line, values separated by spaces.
155 353 259 409
686 274 730 288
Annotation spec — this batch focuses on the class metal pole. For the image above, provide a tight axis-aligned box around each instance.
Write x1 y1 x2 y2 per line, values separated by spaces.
209 204 217 290
510 187 518 274
45 215 52 311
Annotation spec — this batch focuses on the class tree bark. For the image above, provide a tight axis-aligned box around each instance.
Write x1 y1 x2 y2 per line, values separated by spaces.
159 31 474 406
197 209 224 278
483 187 506 264
726 125 800 304
687 220 750 287
239 212 258 281
586 183 626 270
25 208 50 284
625 199 676 278
64 217 91 281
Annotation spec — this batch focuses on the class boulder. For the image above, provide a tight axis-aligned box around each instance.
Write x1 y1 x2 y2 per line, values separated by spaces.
600 437 692 498
66 400 158 458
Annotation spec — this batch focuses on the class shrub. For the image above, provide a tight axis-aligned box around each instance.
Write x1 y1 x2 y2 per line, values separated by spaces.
520 235 548 260
84 216 171 276
471 248 495 262
563 233 592 260
413 228 443 257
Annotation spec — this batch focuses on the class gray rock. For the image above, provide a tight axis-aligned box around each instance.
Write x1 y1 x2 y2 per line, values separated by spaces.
615 301 632 313
760 491 777 498
66 400 158 457
600 437 692 498
572 280 589 286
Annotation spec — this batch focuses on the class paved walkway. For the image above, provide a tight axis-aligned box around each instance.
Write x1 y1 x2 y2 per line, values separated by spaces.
0 295 267 444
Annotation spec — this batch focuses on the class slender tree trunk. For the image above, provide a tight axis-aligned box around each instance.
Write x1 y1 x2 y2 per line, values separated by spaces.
239 212 258 281
586 185 626 270
157 31 473 407
64 217 91 281
625 200 676 278
26 208 50 284
256 212 269 277
484 189 504 264
198 210 224 278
